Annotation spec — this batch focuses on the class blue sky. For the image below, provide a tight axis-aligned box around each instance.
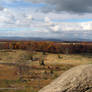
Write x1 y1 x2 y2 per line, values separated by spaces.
0 0 92 39
1 0 46 8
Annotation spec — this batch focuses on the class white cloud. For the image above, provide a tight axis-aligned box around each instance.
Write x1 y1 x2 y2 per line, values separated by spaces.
81 22 92 30
0 6 92 39
3 8 8 12
50 25 60 32
27 15 33 20
44 17 51 22
16 20 20 24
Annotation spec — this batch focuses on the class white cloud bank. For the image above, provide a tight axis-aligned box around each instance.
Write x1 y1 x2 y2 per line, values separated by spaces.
0 7 92 39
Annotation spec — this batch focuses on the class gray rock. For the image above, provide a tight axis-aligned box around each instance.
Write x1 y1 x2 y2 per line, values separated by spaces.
39 64 92 92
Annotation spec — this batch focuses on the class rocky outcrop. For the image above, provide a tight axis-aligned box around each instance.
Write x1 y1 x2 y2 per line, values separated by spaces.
39 64 92 92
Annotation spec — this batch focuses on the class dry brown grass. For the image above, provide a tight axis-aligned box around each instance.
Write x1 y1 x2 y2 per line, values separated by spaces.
45 53 92 65
0 50 91 92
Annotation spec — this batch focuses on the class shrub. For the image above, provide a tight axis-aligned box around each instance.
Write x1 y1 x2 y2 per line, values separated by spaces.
39 59 45 66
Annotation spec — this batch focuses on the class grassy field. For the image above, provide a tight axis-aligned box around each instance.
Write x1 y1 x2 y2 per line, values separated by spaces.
0 50 91 92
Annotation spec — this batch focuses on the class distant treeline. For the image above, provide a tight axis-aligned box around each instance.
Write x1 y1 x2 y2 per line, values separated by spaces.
0 41 92 54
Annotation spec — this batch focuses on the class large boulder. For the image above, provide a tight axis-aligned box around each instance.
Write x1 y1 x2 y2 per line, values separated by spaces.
39 64 92 92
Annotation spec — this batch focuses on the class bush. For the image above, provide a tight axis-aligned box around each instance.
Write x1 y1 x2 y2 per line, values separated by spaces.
57 54 62 59
39 59 45 66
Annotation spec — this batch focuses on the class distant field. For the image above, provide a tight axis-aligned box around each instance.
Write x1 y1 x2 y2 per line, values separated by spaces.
0 50 91 92
0 50 92 64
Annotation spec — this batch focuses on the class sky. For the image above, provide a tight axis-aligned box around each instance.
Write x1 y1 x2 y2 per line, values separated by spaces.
1 0 92 39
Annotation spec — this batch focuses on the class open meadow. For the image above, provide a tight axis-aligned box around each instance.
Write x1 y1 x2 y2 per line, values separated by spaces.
0 49 91 92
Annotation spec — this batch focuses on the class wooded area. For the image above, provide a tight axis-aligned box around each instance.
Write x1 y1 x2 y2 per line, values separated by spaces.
0 41 92 54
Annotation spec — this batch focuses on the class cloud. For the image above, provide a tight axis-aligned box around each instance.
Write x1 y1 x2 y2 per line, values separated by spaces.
0 0 92 39
50 25 60 32
27 15 33 20
2 0 92 14
44 17 50 22
2 0 92 13
3 8 8 12
1 7 92 32
0 6 3 11
23 0 92 13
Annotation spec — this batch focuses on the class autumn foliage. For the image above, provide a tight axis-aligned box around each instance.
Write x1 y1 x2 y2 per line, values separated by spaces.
0 41 92 54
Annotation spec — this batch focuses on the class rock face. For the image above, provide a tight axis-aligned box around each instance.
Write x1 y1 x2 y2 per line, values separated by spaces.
39 64 92 92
